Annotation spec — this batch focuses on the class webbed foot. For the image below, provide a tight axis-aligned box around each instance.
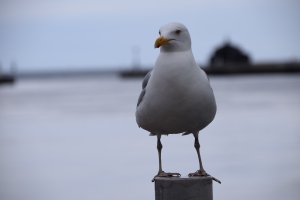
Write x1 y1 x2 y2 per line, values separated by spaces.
188 170 221 184
152 171 181 182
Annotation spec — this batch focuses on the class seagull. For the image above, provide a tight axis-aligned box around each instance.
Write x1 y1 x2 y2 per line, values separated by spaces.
136 22 220 183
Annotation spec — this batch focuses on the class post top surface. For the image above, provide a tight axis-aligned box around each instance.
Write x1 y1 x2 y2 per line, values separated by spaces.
155 176 212 181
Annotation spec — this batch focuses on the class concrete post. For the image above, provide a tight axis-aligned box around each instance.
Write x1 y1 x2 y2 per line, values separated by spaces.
155 176 213 200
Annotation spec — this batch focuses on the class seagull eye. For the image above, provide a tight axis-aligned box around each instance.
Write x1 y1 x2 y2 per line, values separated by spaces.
175 30 181 35
159 31 161 36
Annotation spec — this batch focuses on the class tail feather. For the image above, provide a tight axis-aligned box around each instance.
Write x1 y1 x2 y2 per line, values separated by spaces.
182 131 191 136
149 133 169 136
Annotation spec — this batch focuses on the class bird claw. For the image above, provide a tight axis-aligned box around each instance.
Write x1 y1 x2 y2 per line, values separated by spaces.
152 171 181 182
188 170 221 184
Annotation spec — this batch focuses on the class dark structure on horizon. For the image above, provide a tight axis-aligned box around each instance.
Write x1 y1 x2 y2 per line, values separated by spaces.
209 41 250 67
0 62 15 85
118 40 300 77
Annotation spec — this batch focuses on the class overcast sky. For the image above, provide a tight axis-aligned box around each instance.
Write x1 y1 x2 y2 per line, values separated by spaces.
0 0 299 72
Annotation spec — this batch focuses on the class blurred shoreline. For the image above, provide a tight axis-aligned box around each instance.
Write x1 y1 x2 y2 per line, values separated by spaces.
9 62 300 79
1 61 299 85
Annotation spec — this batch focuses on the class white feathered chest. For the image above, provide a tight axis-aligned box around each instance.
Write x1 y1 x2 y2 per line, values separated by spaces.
136 50 216 133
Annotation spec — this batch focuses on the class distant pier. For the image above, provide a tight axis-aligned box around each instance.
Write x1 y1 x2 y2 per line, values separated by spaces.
0 74 15 84
119 62 300 78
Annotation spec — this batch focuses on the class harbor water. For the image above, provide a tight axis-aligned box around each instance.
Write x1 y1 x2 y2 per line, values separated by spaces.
0 74 300 200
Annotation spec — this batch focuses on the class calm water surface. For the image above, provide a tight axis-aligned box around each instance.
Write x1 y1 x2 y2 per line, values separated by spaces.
0 74 300 200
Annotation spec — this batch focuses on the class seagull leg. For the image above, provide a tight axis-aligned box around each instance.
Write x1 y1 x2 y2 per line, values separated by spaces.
157 134 163 173
151 134 181 182
195 133 206 175
188 133 221 184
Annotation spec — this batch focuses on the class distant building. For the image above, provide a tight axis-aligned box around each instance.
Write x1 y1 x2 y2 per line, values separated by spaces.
210 41 250 67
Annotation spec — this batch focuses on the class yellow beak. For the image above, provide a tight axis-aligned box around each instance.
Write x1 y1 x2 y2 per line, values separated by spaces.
154 36 172 48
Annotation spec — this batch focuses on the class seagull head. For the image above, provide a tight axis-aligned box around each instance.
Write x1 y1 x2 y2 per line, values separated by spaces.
154 22 191 52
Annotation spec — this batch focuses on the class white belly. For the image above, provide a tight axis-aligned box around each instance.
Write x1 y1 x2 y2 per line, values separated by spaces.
136 62 216 134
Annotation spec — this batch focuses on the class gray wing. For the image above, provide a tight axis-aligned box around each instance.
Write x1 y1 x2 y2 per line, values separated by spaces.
204 70 210 82
137 70 152 107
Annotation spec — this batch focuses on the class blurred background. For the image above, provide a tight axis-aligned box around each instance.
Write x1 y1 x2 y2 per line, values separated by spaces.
0 0 300 200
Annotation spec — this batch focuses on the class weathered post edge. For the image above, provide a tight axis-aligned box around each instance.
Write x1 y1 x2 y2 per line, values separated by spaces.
155 176 213 200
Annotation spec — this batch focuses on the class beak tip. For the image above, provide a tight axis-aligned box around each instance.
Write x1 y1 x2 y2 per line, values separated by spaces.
154 36 169 49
